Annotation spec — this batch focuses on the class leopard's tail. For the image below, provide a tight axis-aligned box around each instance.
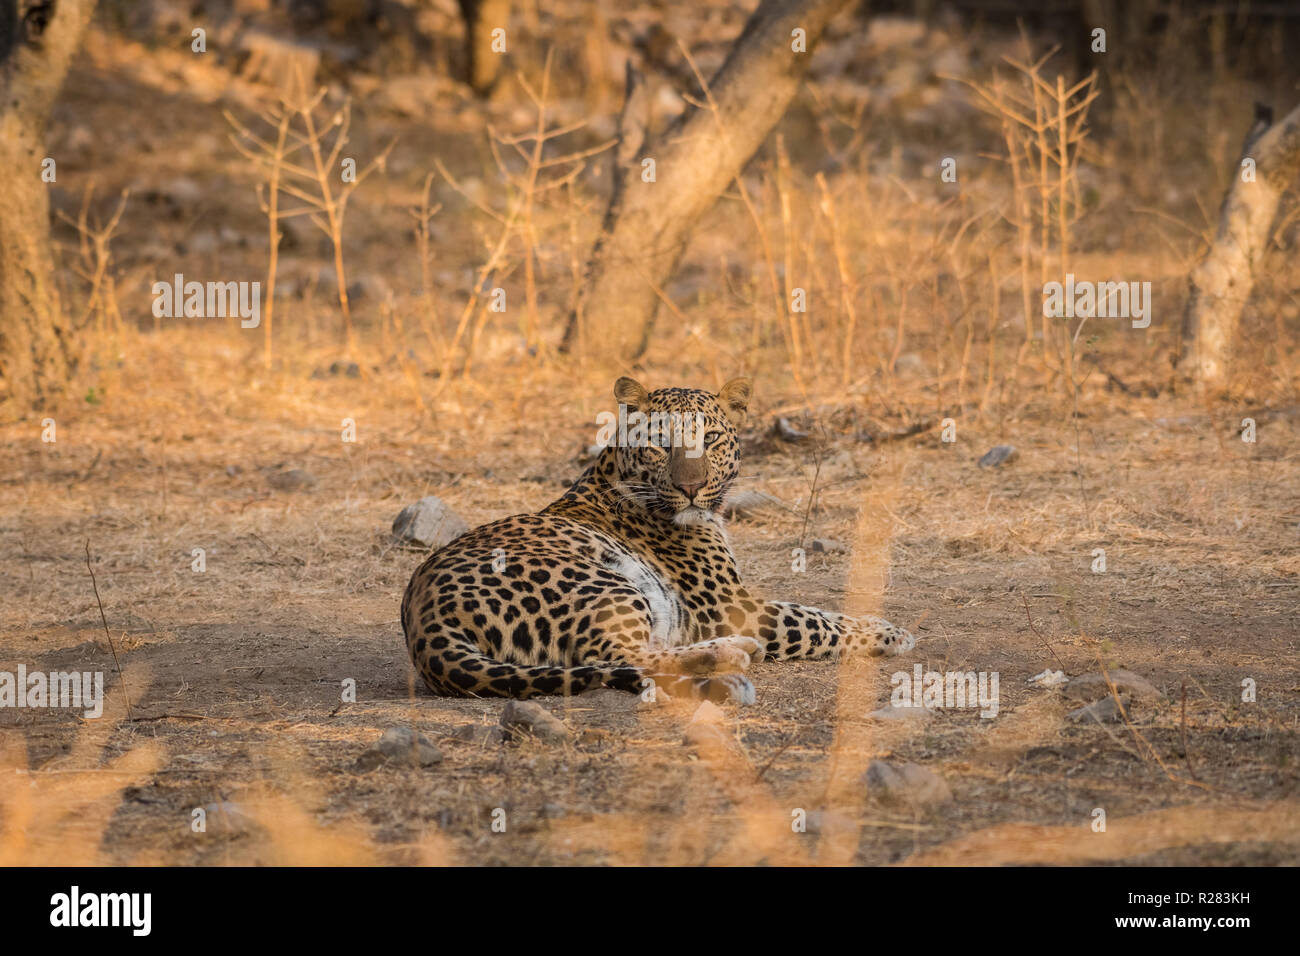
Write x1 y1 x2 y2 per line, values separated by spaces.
405 625 752 703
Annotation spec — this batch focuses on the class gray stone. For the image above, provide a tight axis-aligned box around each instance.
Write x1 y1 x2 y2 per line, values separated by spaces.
978 445 1018 468
501 700 571 742
683 722 729 749
267 468 316 491
1063 669 1163 703
367 727 443 767
771 417 811 442
391 496 469 549
452 724 506 746
811 538 847 554
683 700 729 750
861 760 953 808
721 490 786 519
1067 696 1125 724
690 700 725 724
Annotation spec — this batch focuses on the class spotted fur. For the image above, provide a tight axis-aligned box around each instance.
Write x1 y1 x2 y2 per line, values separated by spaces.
401 377 915 705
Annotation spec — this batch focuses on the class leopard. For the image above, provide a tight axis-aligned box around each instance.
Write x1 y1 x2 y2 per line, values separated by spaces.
401 376 916 705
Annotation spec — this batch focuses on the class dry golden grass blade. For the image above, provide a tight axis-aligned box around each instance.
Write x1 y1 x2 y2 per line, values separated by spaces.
903 804 1300 866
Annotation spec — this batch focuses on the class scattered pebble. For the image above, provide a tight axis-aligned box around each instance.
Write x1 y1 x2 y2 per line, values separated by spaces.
1067 696 1125 724
451 724 505 746
266 468 316 491
771 417 811 443
683 721 729 750
978 444 1017 468
1027 669 1068 688
811 538 847 554
391 496 469 550
1063 669 1163 703
501 700 571 742
721 489 785 519
690 700 725 724
360 727 444 769
683 701 729 750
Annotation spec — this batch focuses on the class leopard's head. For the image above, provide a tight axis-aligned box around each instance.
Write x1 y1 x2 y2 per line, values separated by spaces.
605 376 751 526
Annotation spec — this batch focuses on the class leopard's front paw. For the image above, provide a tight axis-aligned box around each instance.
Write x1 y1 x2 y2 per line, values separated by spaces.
847 615 915 657
718 634 764 664
679 636 761 674
695 673 757 706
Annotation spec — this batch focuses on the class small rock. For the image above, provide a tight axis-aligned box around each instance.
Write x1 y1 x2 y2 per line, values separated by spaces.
683 701 730 750
501 700 571 742
690 700 725 724
225 464 242 477
328 360 360 378
721 490 786 519
391 496 469 550
1067 696 1125 724
452 724 505 746
266 468 317 491
541 802 565 819
865 704 932 722
365 727 443 767
811 538 847 554
861 760 953 808
1027 669 1068 688
683 721 729 749
771 417 811 443
978 445 1017 468
1063 669 1163 703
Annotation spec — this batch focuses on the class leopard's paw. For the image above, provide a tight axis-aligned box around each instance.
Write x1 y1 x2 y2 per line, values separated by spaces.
678 636 760 674
695 673 757 706
717 634 764 664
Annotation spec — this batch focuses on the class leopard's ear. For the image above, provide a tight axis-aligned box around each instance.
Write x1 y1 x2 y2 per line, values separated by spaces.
717 377 752 427
614 376 650 413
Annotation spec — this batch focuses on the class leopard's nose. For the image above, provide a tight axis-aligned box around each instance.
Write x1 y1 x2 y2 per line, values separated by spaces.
675 480 705 501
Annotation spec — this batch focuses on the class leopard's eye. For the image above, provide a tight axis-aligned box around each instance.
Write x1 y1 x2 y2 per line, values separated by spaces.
644 442 667 458
705 431 723 447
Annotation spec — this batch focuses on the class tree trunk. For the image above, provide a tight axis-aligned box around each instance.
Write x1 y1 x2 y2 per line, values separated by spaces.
1179 100 1300 389
0 0 97 411
562 0 852 360
457 0 511 96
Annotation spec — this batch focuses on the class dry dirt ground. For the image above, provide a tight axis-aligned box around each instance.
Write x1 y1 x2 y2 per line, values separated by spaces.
2 357 1297 866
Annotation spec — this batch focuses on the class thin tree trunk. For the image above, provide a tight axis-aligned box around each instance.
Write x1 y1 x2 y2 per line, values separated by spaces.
1179 100 1300 388
458 0 511 96
561 0 852 360
0 0 97 411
